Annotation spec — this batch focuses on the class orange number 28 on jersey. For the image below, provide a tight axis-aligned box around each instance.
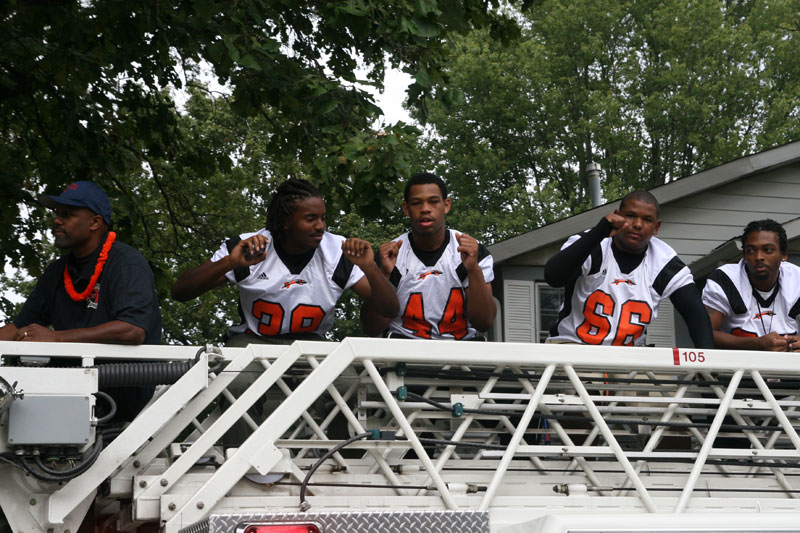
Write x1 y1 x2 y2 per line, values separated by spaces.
252 300 325 335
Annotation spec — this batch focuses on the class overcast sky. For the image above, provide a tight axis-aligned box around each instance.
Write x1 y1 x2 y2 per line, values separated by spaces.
372 70 414 126
180 62 414 126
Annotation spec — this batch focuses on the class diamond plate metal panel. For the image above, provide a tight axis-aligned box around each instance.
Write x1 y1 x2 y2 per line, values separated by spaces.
205 510 490 533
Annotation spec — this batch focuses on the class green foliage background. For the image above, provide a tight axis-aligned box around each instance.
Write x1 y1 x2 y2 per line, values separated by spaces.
419 0 800 242
2 0 799 344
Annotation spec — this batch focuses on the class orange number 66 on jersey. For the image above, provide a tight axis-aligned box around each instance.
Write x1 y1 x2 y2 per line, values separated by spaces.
576 290 652 345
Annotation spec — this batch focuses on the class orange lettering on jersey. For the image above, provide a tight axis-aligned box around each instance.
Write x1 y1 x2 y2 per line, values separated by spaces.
402 292 432 338
291 304 325 333
281 279 307 289
438 288 468 339
731 327 757 338
612 300 652 346
611 279 636 285
417 270 443 281
252 300 285 336
576 290 614 344
753 311 775 319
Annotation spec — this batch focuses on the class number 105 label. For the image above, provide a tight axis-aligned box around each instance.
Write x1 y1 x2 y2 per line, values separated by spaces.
672 348 705 365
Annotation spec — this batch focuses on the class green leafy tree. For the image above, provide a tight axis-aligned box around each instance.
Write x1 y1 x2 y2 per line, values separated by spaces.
123 88 416 344
421 0 800 242
0 0 519 268
1 1 521 343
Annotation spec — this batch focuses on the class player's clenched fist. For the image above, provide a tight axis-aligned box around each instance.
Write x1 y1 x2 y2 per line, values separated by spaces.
605 213 627 236
231 234 269 267
758 331 792 352
786 334 800 352
456 233 479 269
342 238 375 267
378 240 402 276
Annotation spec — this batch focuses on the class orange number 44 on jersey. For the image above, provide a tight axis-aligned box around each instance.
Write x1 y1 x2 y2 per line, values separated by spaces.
402 288 469 339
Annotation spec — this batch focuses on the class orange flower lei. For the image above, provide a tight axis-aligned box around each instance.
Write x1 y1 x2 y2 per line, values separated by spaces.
63 231 117 302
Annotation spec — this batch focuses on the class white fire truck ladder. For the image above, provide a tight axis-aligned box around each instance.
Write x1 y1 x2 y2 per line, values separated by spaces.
2 339 800 532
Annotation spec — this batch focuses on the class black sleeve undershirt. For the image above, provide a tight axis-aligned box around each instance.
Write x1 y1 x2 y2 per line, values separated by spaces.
669 284 714 349
545 218 612 287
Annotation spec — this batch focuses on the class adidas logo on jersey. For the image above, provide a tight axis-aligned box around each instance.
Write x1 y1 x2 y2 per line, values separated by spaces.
282 279 307 289
257 272 268 280
611 278 636 286
417 270 443 280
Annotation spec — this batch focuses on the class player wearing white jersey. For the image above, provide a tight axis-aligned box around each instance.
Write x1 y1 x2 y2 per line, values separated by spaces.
172 179 399 343
703 219 800 351
378 229 494 339
545 190 713 348
362 173 496 339
207 228 365 337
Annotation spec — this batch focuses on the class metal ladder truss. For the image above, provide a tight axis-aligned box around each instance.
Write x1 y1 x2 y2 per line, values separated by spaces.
3 340 800 533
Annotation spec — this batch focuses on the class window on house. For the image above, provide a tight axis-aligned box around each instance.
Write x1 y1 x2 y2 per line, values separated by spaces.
535 283 564 343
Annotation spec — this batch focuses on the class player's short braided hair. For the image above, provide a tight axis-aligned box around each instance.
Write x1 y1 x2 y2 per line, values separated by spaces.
742 219 787 253
404 172 448 202
618 190 660 217
265 179 323 239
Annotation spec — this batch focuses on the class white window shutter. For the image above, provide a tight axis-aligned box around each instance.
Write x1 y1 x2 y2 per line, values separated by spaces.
646 298 676 347
503 280 535 343
491 296 503 341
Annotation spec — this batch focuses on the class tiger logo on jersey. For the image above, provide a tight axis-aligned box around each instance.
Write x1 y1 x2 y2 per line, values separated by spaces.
417 270 443 281
611 278 636 286
281 279 307 289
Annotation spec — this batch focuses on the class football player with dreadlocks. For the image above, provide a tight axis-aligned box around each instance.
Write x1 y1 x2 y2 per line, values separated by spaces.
172 178 398 344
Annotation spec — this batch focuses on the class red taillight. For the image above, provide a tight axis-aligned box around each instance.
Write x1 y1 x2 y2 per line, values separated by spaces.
243 525 320 533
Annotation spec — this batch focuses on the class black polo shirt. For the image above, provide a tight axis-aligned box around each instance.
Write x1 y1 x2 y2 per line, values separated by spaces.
15 235 162 344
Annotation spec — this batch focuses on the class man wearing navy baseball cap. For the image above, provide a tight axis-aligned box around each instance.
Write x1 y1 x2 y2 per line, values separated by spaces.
0 181 162 418
40 180 113 224
1 180 161 344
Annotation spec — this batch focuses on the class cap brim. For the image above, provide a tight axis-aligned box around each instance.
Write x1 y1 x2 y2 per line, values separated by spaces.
38 194 88 210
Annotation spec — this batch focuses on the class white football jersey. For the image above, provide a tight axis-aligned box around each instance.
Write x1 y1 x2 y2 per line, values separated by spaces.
549 235 693 346
386 229 494 340
211 230 364 337
702 259 800 337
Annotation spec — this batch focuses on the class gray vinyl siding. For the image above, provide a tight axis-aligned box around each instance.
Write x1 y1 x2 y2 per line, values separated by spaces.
657 165 800 265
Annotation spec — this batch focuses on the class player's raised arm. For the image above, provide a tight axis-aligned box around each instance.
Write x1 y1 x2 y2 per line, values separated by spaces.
171 234 268 302
545 215 620 287
345 238 399 319
359 240 401 336
457 232 495 332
